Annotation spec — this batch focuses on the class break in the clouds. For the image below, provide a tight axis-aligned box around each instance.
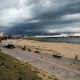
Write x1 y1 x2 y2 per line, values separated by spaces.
0 0 80 33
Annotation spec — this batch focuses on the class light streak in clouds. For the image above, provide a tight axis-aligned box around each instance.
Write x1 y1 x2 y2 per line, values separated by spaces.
0 0 33 26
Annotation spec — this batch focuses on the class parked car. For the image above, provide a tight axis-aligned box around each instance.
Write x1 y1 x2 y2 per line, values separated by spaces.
22 46 26 50
53 53 62 58
27 48 31 51
4 44 15 49
34 50 40 53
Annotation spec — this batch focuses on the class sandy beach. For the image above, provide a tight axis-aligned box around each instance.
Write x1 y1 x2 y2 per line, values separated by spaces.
6 39 80 59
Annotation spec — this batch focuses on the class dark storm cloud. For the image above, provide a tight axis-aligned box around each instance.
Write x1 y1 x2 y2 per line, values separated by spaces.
0 27 9 32
0 0 80 33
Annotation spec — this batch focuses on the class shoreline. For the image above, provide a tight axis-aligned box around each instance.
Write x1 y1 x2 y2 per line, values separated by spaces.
26 37 80 44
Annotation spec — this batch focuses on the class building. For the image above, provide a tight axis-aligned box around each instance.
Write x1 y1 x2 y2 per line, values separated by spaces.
0 32 9 39
0 32 5 37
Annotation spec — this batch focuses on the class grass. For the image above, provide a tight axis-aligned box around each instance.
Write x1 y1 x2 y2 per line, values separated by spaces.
0 51 43 80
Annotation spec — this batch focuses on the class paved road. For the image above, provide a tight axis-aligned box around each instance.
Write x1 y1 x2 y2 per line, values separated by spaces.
1 47 80 80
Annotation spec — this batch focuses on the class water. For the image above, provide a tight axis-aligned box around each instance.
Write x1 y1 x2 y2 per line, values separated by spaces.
37 37 80 43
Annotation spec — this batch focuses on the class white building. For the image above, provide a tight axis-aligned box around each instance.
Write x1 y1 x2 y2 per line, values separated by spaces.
0 32 5 37
0 32 8 37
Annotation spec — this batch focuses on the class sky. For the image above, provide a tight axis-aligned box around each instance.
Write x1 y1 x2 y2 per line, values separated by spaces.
0 0 80 34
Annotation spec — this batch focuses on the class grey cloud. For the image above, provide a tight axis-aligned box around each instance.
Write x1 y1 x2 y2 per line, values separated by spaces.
0 0 80 33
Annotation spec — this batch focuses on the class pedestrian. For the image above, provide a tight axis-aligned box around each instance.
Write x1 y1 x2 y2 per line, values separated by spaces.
53 66 54 69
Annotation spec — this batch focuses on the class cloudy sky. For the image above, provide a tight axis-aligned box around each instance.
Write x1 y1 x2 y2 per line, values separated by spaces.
0 0 80 34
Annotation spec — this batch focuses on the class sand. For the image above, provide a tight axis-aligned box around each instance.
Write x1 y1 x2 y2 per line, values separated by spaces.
5 39 80 59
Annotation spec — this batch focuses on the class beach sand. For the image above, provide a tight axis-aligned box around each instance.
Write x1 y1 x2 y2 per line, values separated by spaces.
6 39 80 59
